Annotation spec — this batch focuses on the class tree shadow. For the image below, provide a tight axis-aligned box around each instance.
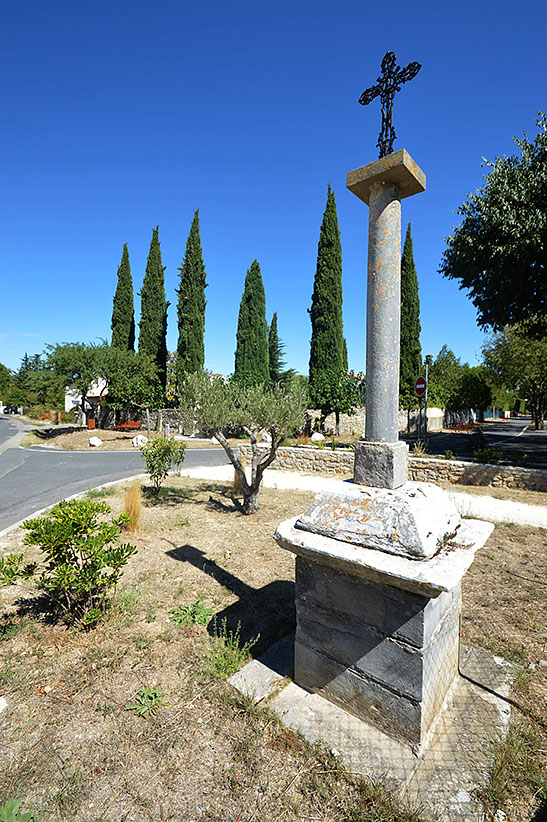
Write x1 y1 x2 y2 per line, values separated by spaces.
143 482 241 513
165 542 295 656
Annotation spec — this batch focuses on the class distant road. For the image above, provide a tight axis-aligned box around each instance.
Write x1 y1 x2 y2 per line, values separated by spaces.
418 417 547 468
0 418 229 533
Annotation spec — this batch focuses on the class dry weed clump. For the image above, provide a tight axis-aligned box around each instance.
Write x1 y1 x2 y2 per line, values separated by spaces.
123 481 142 532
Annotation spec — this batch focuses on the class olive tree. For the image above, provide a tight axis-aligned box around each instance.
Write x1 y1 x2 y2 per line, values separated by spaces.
179 373 307 513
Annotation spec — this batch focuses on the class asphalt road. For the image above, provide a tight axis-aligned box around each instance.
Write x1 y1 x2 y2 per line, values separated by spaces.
413 417 547 467
0 417 229 533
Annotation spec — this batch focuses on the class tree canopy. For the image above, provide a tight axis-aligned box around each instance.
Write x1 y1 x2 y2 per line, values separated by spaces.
440 113 547 333
233 260 270 386
308 185 345 402
483 325 547 429
176 210 207 379
179 372 307 513
138 227 169 390
399 223 422 408
111 243 135 351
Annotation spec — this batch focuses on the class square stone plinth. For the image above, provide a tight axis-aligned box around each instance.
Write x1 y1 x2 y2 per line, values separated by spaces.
274 514 494 749
347 148 426 205
353 440 408 489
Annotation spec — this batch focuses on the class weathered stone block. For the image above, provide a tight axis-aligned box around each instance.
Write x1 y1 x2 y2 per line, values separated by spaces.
353 440 408 489
295 483 461 561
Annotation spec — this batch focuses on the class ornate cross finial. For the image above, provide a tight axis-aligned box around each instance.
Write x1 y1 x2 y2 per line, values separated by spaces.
359 51 421 158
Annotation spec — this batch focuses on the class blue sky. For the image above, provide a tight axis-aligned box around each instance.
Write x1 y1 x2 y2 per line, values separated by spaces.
1 0 545 377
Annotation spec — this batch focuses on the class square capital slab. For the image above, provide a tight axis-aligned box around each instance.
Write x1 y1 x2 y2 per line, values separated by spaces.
347 149 426 205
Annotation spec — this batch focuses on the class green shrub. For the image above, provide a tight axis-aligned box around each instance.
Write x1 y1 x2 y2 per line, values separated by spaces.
141 437 186 493
443 450 454 460
474 447 503 465
0 798 42 821
169 597 212 627
17 500 136 626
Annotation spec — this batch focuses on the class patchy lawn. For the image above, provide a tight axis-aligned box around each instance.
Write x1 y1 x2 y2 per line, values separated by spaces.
0 478 545 822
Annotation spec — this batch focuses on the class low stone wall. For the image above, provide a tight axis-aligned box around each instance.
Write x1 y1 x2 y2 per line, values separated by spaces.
306 406 444 436
237 444 547 492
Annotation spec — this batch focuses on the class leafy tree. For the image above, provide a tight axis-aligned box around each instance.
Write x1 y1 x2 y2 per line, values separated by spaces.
103 349 162 438
427 346 466 408
233 260 269 386
176 210 207 380
440 113 547 333
0 362 11 400
457 366 492 413
46 342 103 416
311 371 363 435
179 372 307 513
141 437 186 493
308 185 345 404
139 227 169 390
268 312 285 384
483 326 547 429
111 243 135 351
399 223 422 408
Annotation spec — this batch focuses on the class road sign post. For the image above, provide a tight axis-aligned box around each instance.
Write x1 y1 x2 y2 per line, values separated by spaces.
415 376 427 441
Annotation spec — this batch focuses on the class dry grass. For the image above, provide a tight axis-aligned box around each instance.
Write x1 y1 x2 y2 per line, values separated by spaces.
20 428 239 451
123 481 142 533
0 479 545 821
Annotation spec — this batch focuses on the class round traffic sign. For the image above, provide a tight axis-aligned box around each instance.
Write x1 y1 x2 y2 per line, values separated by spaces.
414 376 426 397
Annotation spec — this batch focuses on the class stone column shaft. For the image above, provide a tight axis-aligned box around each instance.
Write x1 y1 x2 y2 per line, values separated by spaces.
365 181 401 443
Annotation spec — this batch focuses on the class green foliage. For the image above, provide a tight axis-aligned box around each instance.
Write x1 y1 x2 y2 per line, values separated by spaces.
443 450 454 460
474 446 503 465
207 619 259 678
0 554 36 586
399 224 422 408
0 799 42 822
126 686 169 717
310 371 363 435
111 243 135 351
179 372 308 513
46 341 103 412
141 437 186 493
268 312 285 384
233 260 270 386
427 347 491 411
20 500 137 625
440 112 547 333
309 185 345 393
176 210 207 380
0 363 11 400
138 227 169 390
169 597 212 627
483 325 547 429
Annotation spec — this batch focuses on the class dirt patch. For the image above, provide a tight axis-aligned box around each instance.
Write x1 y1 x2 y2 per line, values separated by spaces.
0 479 545 821
22 428 245 452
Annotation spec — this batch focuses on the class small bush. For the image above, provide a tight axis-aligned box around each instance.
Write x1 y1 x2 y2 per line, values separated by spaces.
443 450 454 460
141 437 186 493
126 686 169 717
207 619 259 678
123 482 142 533
169 597 212 628
18 499 137 626
474 447 503 465
411 440 429 457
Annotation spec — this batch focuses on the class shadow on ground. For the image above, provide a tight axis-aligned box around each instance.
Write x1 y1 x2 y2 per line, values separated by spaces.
165 542 295 656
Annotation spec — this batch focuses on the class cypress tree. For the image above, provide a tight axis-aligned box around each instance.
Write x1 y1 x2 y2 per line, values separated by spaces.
233 260 269 386
399 223 422 407
176 210 207 378
308 184 345 402
268 312 286 384
111 244 135 351
138 227 169 390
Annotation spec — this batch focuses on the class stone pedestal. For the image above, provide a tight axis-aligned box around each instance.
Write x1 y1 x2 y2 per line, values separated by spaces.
274 485 494 751
347 149 425 488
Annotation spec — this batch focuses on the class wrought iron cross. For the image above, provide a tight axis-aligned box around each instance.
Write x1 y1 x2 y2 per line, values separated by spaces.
359 51 421 158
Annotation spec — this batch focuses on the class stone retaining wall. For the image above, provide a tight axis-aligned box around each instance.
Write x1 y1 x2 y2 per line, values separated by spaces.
237 444 547 492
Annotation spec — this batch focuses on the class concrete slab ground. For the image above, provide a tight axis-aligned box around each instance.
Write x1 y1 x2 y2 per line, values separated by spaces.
229 635 513 822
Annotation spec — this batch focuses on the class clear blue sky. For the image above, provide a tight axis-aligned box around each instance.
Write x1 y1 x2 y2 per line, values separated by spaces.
1 0 545 376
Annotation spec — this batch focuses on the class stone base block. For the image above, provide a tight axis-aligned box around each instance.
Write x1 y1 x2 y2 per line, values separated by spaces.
293 556 461 749
353 440 408 488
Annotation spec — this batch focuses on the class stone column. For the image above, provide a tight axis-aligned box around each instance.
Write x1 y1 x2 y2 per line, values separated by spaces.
347 149 425 488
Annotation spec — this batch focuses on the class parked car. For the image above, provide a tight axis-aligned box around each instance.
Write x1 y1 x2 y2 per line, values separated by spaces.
3 406 21 414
